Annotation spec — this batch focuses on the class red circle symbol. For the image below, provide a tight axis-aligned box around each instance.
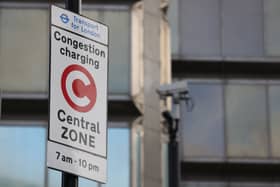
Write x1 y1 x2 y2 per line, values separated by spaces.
61 64 97 113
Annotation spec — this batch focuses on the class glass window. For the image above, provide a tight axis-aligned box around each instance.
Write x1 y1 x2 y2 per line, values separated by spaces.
0 7 131 95
0 8 49 92
179 0 221 58
136 131 142 187
264 0 280 56
84 10 131 95
48 170 61 187
48 169 99 187
225 84 269 158
104 128 130 187
181 82 224 159
167 0 179 57
162 141 169 187
222 0 264 57
268 85 280 157
131 125 142 187
0 126 46 187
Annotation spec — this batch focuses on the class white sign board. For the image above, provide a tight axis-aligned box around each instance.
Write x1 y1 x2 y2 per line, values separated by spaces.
47 5 108 183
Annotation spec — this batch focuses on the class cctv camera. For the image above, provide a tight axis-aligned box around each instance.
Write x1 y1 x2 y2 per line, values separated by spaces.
156 81 188 98
157 81 192 121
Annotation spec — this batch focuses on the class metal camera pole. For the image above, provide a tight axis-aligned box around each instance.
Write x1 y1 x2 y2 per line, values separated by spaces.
162 93 190 187
169 119 179 187
162 110 179 187
157 81 190 187
61 1 81 187
169 96 181 187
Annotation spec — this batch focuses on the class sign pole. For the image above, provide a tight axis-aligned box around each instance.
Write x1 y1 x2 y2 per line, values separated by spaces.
62 174 78 187
65 0 81 13
62 1 80 187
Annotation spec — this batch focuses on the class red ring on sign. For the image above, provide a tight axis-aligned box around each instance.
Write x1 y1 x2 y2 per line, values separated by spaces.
61 64 97 113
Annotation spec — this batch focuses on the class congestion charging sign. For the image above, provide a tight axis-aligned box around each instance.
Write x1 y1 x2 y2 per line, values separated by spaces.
47 5 108 183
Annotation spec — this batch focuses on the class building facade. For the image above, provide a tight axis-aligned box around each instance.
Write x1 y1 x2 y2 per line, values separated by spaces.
168 0 280 186
1 0 280 187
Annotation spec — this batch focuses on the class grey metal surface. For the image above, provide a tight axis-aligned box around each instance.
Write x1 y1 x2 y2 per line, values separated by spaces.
181 83 225 159
179 80 280 161
181 181 227 187
264 0 280 56
229 182 274 187
268 85 280 157
225 84 268 158
179 0 221 58
222 0 264 57
182 181 276 187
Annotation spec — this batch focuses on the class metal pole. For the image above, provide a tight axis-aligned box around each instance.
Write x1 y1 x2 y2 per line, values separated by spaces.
62 173 78 187
62 1 81 187
162 110 179 187
168 117 179 187
65 0 81 14
168 139 179 187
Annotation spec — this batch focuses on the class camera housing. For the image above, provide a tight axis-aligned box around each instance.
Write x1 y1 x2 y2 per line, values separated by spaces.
156 80 188 98
157 81 190 120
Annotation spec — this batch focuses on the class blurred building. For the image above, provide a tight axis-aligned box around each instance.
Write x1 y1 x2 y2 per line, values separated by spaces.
169 0 280 187
1 0 280 187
